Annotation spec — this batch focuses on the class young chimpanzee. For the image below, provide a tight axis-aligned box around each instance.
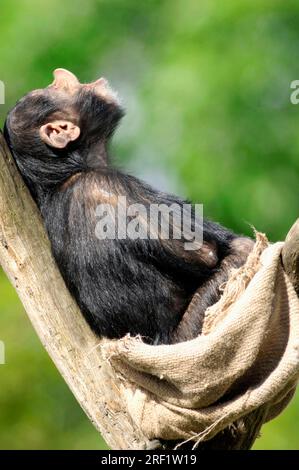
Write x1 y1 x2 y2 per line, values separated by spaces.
4 69 253 344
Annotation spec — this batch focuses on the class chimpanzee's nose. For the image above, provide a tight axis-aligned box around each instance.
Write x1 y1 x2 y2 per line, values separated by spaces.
50 68 80 93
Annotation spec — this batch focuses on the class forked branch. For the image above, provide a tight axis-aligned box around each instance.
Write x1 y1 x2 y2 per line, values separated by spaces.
0 131 298 450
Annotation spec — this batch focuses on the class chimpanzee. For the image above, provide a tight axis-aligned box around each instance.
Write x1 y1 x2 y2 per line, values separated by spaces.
3 69 253 344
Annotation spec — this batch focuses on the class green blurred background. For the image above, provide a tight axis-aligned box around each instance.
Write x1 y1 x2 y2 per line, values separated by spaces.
0 0 298 450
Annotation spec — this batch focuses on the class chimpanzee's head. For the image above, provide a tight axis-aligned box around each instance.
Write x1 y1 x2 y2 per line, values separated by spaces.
4 69 124 194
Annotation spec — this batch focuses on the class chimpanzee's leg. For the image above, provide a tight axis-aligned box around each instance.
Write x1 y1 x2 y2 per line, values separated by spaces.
170 237 254 343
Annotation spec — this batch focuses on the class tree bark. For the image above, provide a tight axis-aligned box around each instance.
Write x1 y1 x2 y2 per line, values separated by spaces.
0 131 154 450
0 130 298 450
282 219 299 295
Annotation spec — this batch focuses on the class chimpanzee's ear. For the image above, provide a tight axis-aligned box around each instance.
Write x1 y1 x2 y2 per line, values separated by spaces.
39 120 80 149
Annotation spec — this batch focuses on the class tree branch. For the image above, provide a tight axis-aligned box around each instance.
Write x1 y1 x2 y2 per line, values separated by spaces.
282 218 299 295
0 131 153 450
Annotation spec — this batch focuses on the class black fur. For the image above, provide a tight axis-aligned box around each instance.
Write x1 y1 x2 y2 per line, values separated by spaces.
4 83 248 344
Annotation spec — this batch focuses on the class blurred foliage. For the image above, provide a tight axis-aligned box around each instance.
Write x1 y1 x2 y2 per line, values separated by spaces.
0 0 298 450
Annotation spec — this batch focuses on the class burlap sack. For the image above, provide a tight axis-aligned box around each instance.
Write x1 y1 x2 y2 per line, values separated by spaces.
103 234 299 444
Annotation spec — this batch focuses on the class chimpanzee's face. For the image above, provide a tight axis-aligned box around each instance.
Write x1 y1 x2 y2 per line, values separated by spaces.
5 69 123 155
